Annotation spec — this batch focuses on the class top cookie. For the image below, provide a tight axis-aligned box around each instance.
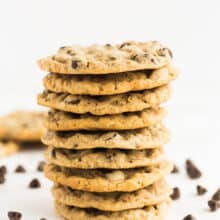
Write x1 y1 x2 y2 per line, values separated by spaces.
38 41 173 74
0 111 45 141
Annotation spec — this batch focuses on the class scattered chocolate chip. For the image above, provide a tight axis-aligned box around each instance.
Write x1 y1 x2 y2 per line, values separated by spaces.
29 178 41 188
171 164 179 173
8 211 22 220
183 214 196 220
212 188 220 201
0 174 5 184
37 161 46 172
185 159 202 179
0 165 7 175
15 165 26 173
170 187 181 200
196 185 207 195
208 200 220 212
40 218 47 220
71 60 80 69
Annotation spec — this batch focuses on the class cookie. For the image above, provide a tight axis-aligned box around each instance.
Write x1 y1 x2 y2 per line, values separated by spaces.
55 200 170 220
44 160 173 192
52 179 171 211
0 141 18 157
38 41 173 74
42 124 170 150
45 147 165 169
45 108 166 131
0 111 45 141
43 65 178 95
38 85 171 115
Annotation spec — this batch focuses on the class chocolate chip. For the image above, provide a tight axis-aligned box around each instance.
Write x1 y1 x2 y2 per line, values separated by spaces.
208 200 220 212
0 165 7 175
15 165 26 173
170 187 181 200
66 99 80 105
8 211 22 220
105 44 112 47
0 174 5 184
119 42 131 49
40 218 47 220
185 159 202 179
71 60 80 69
171 164 179 173
183 214 196 220
37 161 46 172
59 46 66 50
29 178 41 188
212 188 220 201
196 185 207 195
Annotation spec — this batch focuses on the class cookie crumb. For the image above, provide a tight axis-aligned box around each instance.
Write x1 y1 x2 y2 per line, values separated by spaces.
15 165 26 173
170 187 181 200
212 188 220 201
196 185 207 195
0 165 7 175
185 159 202 179
29 178 41 188
8 211 22 220
37 161 46 172
183 214 196 220
208 200 220 212
171 164 179 173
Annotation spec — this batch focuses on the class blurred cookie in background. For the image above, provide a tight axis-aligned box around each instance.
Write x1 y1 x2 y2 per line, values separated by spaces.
0 111 46 156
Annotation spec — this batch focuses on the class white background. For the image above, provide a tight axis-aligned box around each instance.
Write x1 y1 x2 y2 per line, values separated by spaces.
0 0 219 219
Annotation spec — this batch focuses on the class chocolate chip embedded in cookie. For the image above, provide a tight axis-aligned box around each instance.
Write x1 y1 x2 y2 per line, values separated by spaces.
44 160 173 192
42 124 170 150
38 41 173 74
42 65 178 96
52 179 171 211
45 108 167 131
38 85 171 115
45 147 165 169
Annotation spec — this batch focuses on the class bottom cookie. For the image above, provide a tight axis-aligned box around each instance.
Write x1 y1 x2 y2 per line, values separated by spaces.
55 200 170 220
0 141 18 157
52 179 171 211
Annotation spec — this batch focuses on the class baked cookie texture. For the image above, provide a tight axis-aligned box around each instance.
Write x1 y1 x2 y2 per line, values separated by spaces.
44 161 173 192
45 147 165 169
38 40 177 220
0 141 18 157
38 41 173 74
0 111 45 141
42 65 178 95
52 179 171 211
45 108 167 131
38 85 171 115
42 124 170 150
55 200 170 220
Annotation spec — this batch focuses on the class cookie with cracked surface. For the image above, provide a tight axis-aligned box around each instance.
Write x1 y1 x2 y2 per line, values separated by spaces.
53 179 171 211
38 41 173 74
42 124 170 150
55 200 170 220
38 85 171 115
45 108 166 131
44 160 173 192
0 111 45 141
0 141 18 157
43 65 178 96
45 147 165 169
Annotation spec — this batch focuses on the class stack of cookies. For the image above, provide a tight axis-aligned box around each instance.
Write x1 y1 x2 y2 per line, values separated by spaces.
38 41 178 220
0 111 45 157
